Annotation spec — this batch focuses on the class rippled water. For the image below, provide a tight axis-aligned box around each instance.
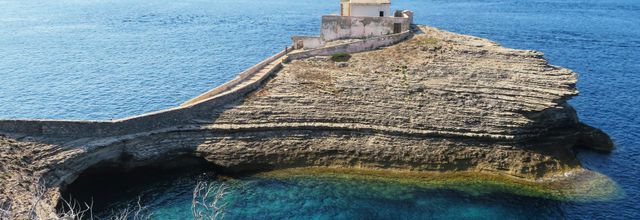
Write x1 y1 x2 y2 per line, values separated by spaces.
2 0 639 219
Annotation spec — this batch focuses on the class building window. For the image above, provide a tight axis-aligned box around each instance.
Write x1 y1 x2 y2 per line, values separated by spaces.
379 11 384 17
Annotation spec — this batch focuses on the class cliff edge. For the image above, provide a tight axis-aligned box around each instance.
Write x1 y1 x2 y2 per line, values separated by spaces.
0 26 615 219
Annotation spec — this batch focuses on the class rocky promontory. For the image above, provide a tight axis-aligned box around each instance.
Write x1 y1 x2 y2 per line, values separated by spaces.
0 26 615 219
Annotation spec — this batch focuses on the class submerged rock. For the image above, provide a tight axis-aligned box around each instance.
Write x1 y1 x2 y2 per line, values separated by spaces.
0 26 616 218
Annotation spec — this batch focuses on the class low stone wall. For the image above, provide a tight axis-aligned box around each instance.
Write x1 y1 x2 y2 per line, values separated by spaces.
181 49 289 107
320 15 410 42
291 36 324 49
0 30 412 138
0 49 289 138
0 90 245 138
287 30 412 60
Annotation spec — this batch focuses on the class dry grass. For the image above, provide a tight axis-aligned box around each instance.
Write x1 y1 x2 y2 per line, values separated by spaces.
290 61 342 95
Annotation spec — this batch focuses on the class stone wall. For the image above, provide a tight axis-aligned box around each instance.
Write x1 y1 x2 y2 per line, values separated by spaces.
0 89 235 138
288 30 412 60
0 29 412 139
0 25 419 139
291 36 324 49
0 49 290 138
320 14 410 42
180 49 289 107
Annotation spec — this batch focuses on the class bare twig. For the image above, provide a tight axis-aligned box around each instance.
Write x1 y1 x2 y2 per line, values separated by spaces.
21 179 226 220
0 199 11 219
111 206 131 220
27 178 47 219
110 196 151 220
132 197 144 220
192 182 227 220
54 193 150 220
56 196 92 220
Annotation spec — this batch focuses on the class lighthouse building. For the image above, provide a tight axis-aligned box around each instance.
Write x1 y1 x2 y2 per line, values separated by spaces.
292 0 413 50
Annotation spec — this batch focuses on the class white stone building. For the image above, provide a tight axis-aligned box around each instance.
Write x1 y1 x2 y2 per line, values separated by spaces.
341 0 391 17
292 0 412 50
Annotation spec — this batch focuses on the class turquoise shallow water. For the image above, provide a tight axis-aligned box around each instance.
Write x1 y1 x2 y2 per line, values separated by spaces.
2 0 640 219
64 167 569 220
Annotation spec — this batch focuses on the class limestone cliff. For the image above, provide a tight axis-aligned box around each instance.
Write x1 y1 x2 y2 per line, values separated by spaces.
0 26 614 219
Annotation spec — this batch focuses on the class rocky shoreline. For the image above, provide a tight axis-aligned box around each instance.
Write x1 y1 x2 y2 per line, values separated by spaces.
0 26 616 219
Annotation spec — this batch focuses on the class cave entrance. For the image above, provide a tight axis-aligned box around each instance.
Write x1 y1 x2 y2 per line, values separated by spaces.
57 156 219 218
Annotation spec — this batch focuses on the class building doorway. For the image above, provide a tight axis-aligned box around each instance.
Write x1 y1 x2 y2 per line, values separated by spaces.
393 23 402 33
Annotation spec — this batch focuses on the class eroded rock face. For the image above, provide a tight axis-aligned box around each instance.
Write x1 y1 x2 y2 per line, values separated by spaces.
575 123 615 152
0 26 613 218
215 27 579 140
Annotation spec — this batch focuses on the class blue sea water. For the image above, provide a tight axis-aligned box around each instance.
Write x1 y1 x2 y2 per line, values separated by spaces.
1 0 639 219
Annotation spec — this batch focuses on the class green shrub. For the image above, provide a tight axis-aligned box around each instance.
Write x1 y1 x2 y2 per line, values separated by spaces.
419 37 438 45
330 53 351 62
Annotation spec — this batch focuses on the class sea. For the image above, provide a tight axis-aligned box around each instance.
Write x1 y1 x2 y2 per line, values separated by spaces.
1 0 638 219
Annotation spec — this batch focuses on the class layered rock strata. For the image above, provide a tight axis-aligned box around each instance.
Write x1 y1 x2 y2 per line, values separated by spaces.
0 26 613 219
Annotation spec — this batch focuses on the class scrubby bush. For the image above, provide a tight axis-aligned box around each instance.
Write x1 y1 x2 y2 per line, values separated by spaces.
330 53 351 62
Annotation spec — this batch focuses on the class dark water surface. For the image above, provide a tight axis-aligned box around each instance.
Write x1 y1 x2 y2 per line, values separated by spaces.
2 0 639 219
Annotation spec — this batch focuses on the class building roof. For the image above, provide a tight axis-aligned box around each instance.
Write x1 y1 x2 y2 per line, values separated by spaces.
349 0 391 4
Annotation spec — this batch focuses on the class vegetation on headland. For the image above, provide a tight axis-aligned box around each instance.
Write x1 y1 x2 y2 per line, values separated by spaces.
417 37 438 45
330 53 351 62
